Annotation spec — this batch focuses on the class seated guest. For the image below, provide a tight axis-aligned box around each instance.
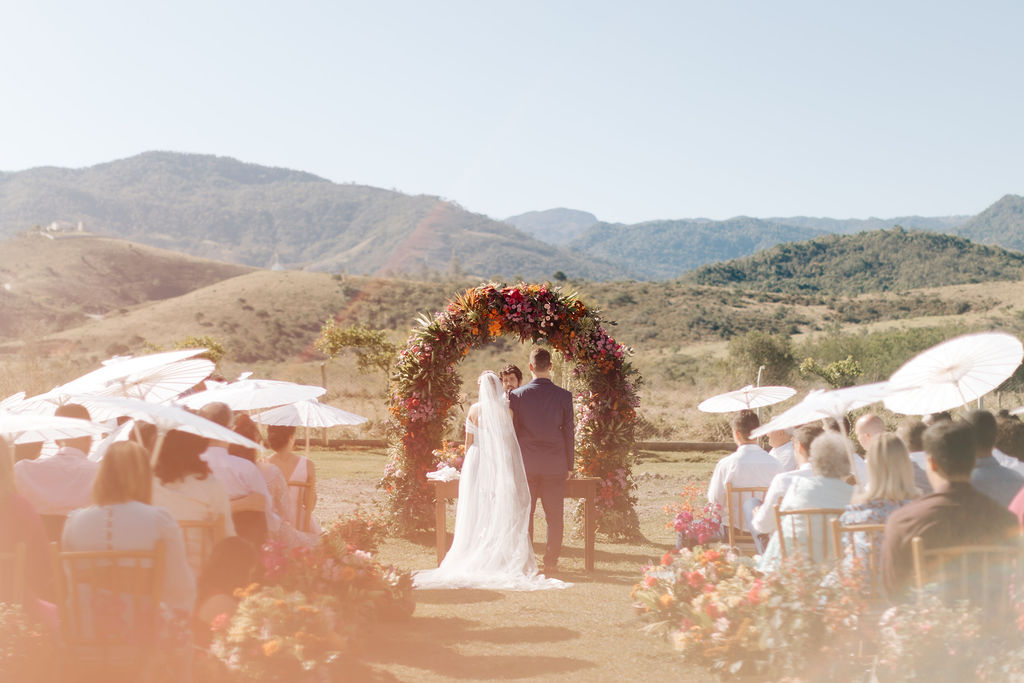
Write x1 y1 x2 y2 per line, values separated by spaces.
882 420 1019 600
993 413 1024 475
896 418 932 494
965 410 1024 507
62 441 196 616
707 410 781 535
230 415 315 548
823 414 868 486
750 424 824 543
13 441 43 462
14 403 99 541
838 434 917 577
766 428 797 472
758 432 854 572
268 425 322 535
193 536 259 647
152 429 237 574
197 402 274 548
0 439 54 626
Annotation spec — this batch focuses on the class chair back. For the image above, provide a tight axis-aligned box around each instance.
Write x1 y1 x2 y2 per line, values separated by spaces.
725 483 769 549
0 542 27 604
51 540 166 658
774 505 845 563
288 480 314 532
178 515 224 575
911 536 1024 626
831 520 887 599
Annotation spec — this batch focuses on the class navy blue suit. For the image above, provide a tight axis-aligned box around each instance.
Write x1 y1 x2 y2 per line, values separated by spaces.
510 377 575 567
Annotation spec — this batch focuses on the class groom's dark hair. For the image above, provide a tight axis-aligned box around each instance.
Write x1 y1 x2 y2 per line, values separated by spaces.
530 347 552 372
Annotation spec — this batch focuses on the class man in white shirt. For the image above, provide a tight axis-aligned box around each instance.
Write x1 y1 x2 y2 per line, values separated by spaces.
707 410 781 534
750 424 824 541
197 403 275 539
13 403 100 539
767 428 796 472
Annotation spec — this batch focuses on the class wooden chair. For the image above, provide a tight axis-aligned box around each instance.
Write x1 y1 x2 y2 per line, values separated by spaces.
911 536 1024 627
178 515 225 575
831 520 887 599
0 542 27 604
774 505 845 563
288 480 314 532
725 483 769 552
50 540 166 682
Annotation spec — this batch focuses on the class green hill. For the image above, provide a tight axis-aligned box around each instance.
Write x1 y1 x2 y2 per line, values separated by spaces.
956 194 1024 251
568 218 823 279
504 208 599 244
687 227 1024 293
0 152 625 281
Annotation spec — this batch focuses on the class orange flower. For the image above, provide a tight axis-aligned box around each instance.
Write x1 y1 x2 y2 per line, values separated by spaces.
341 566 357 581
659 594 675 607
262 639 281 656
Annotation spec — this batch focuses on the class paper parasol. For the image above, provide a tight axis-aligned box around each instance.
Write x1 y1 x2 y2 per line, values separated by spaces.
698 385 796 413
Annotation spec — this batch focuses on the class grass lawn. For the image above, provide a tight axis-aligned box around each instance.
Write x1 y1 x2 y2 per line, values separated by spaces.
308 447 726 682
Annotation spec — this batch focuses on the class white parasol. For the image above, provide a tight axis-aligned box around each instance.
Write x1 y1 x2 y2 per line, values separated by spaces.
0 411 108 444
751 382 895 438
698 385 796 413
74 396 261 457
254 399 367 453
883 332 1024 415
178 378 326 412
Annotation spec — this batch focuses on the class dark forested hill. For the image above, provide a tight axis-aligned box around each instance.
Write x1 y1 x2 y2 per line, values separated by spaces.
687 227 1024 293
568 218 823 280
0 152 625 281
763 214 968 234
955 194 1024 251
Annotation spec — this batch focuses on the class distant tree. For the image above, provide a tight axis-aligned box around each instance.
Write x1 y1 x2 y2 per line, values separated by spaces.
553 270 567 282
174 335 226 364
728 331 795 385
799 355 862 388
316 321 397 378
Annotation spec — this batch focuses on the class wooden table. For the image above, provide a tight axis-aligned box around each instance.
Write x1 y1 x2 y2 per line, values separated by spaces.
432 476 600 571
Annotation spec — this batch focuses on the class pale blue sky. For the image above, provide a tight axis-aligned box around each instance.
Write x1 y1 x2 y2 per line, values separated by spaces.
2 1 1022 223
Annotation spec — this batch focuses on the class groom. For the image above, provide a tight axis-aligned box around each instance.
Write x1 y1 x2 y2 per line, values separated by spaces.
509 347 575 575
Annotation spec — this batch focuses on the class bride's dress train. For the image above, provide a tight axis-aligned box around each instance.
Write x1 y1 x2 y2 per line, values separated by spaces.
414 375 569 591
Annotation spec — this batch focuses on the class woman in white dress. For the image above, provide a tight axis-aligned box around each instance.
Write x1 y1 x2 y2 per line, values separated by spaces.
414 371 569 591
267 425 322 535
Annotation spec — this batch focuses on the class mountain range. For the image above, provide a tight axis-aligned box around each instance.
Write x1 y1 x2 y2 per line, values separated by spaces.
1 152 1023 281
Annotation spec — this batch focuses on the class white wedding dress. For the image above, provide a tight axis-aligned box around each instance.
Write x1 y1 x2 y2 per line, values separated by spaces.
414 372 569 591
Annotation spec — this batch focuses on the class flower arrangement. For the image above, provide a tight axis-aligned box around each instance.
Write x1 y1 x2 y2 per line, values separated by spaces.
665 482 722 548
210 584 346 681
431 440 466 472
384 282 642 537
875 594 985 681
633 549 866 679
322 507 389 553
0 603 56 681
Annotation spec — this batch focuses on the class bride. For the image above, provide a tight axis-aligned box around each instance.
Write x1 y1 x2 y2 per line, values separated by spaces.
414 371 569 591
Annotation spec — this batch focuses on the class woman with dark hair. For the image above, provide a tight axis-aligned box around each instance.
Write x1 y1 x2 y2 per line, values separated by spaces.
268 425 321 535
232 416 316 548
152 429 236 573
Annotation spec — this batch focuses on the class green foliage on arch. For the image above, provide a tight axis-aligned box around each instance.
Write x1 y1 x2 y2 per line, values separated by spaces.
381 282 642 539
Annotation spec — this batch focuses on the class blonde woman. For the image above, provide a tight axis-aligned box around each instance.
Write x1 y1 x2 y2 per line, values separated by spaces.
838 433 918 563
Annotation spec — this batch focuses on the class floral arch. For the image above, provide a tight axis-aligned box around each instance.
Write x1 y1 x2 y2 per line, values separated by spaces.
381 282 642 539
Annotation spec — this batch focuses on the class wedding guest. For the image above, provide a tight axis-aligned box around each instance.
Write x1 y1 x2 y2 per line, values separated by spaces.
965 410 1024 507
268 425 321 535
197 402 274 547
0 439 54 624
896 418 933 494
193 536 259 647
854 413 885 452
152 429 237 574
838 434 917 576
922 411 952 427
62 441 196 614
992 413 1024 474
766 428 796 472
882 420 1018 600
707 410 781 535
13 441 43 462
758 432 855 572
751 424 823 538
499 364 523 395
14 403 99 541
230 415 315 548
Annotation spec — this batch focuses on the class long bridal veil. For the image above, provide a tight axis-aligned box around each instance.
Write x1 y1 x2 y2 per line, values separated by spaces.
414 371 569 591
